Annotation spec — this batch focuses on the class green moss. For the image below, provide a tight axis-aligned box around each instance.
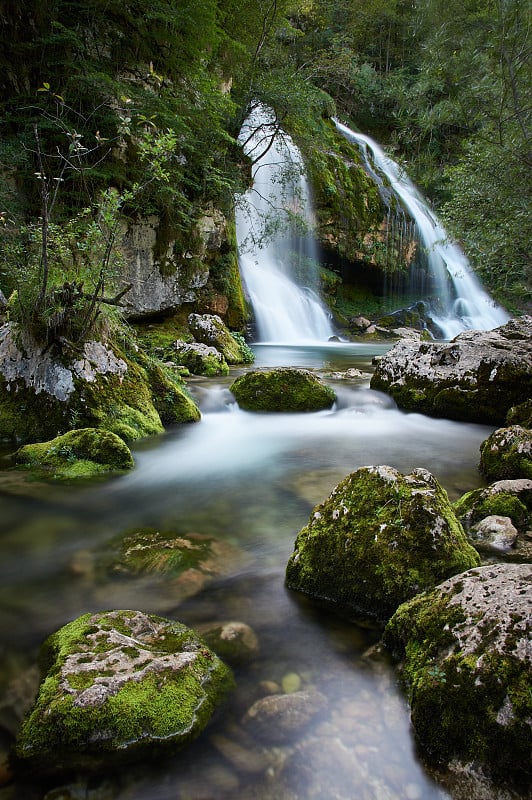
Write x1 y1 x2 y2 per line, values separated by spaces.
230 368 336 412
15 427 134 480
480 426 532 480
453 487 529 532
15 611 234 775
110 528 215 577
285 466 480 624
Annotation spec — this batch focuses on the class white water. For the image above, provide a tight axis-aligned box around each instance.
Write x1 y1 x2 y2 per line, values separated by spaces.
334 120 509 338
236 108 335 343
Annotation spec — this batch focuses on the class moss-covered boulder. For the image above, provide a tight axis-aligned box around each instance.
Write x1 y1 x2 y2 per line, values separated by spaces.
479 425 532 480
188 313 253 365
453 479 532 559
370 316 532 424
14 428 134 480
506 398 532 428
383 564 532 792
230 368 336 412
0 322 200 444
285 466 480 625
172 340 229 376
14 610 234 775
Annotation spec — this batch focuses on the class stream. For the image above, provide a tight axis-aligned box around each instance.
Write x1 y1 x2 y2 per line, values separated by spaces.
0 341 495 799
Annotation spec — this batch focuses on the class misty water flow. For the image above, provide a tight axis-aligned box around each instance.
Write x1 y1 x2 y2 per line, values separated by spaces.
334 120 509 338
236 107 335 343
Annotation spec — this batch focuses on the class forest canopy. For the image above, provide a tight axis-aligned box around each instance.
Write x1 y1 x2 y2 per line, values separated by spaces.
0 0 530 320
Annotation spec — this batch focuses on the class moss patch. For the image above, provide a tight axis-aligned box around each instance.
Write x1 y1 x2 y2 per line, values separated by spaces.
230 368 336 412
285 466 479 625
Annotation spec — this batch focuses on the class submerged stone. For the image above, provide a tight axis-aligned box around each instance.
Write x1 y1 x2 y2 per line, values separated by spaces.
285 466 480 625
230 368 336 412
14 428 134 480
383 564 532 793
14 610 234 775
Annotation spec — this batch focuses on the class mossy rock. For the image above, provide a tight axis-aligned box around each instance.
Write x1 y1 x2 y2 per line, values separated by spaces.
453 480 531 534
0 323 200 443
188 313 252 365
131 350 200 425
479 426 532 480
14 610 234 775
285 466 480 625
172 340 229 377
14 428 134 480
506 398 532 428
383 564 532 792
230 368 336 412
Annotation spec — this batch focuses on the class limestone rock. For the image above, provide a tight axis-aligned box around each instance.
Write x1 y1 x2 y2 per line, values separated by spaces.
370 316 532 424
507 398 532 428
479 425 532 480
0 322 200 443
453 478 532 534
188 313 251 364
14 428 134 480
285 466 480 625
173 340 229 376
14 610 234 775
197 621 259 666
383 563 532 792
230 368 336 413
471 515 518 551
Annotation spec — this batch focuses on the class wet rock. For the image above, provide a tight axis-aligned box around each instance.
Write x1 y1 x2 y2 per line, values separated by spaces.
350 316 371 332
286 466 480 625
453 479 532 534
0 665 40 737
506 398 532 428
471 515 518 552
479 425 532 480
188 313 252 365
14 610 234 775
370 316 532 424
383 563 532 793
0 322 200 444
14 428 134 480
210 732 271 774
243 689 327 744
172 340 229 376
230 368 336 412
197 621 259 665
323 367 364 380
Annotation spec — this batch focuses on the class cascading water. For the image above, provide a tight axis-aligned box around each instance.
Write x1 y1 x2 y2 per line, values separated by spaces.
334 119 509 338
236 107 335 343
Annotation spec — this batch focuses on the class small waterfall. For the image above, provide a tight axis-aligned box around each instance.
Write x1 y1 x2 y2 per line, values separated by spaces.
334 120 509 337
236 107 335 343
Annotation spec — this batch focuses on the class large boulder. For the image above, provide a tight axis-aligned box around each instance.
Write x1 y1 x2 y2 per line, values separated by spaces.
0 322 200 443
14 610 234 775
479 425 532 480
230 368 336 412
14 428 134 480
383 564 532 792
285 466 480 625
187 313 253 364
172 340 229 376
370 316 532 424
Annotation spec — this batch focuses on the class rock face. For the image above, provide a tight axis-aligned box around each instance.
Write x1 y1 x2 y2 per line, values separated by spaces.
15 610 234 775
383 564 532 792
479 425 532 480
0 322 200 443
14 428 134 479
285 466 480 625
370 316 532 424
230 368 336 412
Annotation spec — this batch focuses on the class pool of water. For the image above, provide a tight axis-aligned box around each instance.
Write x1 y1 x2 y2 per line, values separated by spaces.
0 343 496 799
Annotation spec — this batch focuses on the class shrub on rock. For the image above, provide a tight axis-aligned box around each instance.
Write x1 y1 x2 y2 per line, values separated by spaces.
383 564 532 793
230 368 336 412
285 466 479 625
14 428 134 479
14 610 234 775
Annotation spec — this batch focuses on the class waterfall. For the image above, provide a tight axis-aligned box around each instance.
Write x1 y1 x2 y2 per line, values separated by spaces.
334 120 509 338
236 107 335 343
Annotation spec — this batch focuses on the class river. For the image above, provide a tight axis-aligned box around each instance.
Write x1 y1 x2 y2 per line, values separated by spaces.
0 340 495 800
